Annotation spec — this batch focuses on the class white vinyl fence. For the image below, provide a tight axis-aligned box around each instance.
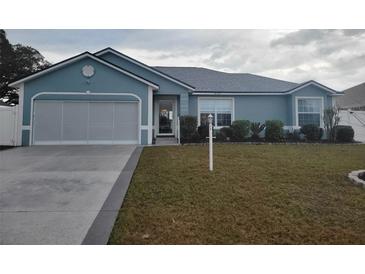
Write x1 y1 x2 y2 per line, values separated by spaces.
0 105 20 146
339 110 365 143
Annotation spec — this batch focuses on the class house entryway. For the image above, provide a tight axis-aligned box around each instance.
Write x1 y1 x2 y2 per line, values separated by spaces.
154 96 177 138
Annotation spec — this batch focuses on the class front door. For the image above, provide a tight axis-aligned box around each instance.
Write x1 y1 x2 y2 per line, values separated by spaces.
158 99 174 135
155 98 177 136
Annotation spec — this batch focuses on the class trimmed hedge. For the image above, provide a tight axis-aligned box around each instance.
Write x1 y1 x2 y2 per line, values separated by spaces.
335 125 354 142
180 116 197 143
300 124 323 141
198 125 209 140
216 127 233 141
231 120 250 141
265 120 284 142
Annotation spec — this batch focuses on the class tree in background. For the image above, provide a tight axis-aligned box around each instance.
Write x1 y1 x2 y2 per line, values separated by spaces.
0 29 51 104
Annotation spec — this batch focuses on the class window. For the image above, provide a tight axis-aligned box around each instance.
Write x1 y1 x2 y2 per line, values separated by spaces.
297 98 322 127
199 98 233 127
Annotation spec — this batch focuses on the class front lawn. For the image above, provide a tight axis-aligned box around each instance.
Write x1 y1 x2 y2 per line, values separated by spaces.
109 144 365 244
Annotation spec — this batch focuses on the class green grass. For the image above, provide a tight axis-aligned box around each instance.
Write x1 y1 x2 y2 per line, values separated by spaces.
109 144 365 244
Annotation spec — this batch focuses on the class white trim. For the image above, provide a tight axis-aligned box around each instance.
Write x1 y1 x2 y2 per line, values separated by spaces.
15 83 24 145
141 125 149 130
154 96 178 136
287 81 337 95
34 140 139 145
197 97 235 127
193 92 343 96
30 92 142 145
193 92 288 96
295 96 324 128
147 86 153 144
22 125 31 130
9 52 159 89
192 81 342 96
283 125 301 131
95 48 195 91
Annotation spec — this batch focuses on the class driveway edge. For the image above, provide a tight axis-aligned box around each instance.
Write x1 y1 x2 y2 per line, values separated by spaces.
81 146 143 245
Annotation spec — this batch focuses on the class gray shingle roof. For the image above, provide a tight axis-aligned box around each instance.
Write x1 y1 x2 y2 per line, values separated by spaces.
153 66 299 93
337 82 365 109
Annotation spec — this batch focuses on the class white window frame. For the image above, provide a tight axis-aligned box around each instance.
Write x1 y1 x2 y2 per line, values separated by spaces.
295 96 324 128
197 97 235 128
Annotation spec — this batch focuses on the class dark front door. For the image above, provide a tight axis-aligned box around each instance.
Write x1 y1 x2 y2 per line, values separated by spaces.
158 99 174 135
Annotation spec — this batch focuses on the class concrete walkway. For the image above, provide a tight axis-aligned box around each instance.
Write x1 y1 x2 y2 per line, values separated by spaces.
0 145 140 245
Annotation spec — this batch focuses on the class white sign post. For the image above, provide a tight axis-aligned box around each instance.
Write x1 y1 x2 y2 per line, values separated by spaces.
208 114 213 171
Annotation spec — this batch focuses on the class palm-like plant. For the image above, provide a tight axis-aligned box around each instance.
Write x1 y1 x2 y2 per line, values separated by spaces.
251 122 265 140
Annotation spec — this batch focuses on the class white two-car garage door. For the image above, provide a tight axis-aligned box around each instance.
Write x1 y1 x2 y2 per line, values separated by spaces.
33 101 139 145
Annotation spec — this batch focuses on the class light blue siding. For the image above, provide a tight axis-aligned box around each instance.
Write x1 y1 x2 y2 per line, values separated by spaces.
22 130 30 146
189 96 198 116
235 95 289 124
180 92 189 115
141 129 148 144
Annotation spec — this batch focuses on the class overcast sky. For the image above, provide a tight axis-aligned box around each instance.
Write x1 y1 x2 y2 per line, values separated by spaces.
6 29 365 90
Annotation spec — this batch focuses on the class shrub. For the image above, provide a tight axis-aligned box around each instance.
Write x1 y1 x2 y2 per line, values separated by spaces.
230 120 250 141
334 125 354 142
198 125 209 140
285 129 302 142
191 131 201 143
300 124 323 141
216 127 233 141
180 116 197 143
250 122 265 140
265 120 284 142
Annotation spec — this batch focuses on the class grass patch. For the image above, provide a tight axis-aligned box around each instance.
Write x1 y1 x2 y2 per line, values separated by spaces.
109 144 365 244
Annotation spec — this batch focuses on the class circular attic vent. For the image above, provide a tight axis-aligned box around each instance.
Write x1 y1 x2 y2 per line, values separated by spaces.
82 65 95 78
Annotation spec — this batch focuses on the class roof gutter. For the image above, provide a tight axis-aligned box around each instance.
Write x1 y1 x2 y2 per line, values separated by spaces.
192 91 344 96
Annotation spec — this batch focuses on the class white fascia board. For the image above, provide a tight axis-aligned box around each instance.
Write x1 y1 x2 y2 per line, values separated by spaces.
9 52 159 90
95 49 195 91
286 81 338 95
193 82 343 96
192 92 287 96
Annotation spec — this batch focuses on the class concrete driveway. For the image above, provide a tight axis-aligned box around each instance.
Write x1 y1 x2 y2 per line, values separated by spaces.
0 145 140 245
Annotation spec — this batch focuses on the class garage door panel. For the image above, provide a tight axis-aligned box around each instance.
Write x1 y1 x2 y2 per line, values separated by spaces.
33 100 139 144
88 103 114 141
33 101 62 143
62 102 88 141
114 103 139 141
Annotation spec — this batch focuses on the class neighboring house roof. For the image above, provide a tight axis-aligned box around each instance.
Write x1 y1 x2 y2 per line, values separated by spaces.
8 52 159 89
95 48 195 91
153 66 299 93
337 82 365 110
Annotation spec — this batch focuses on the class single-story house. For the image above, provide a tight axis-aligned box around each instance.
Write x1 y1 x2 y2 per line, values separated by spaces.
9 47 343 146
